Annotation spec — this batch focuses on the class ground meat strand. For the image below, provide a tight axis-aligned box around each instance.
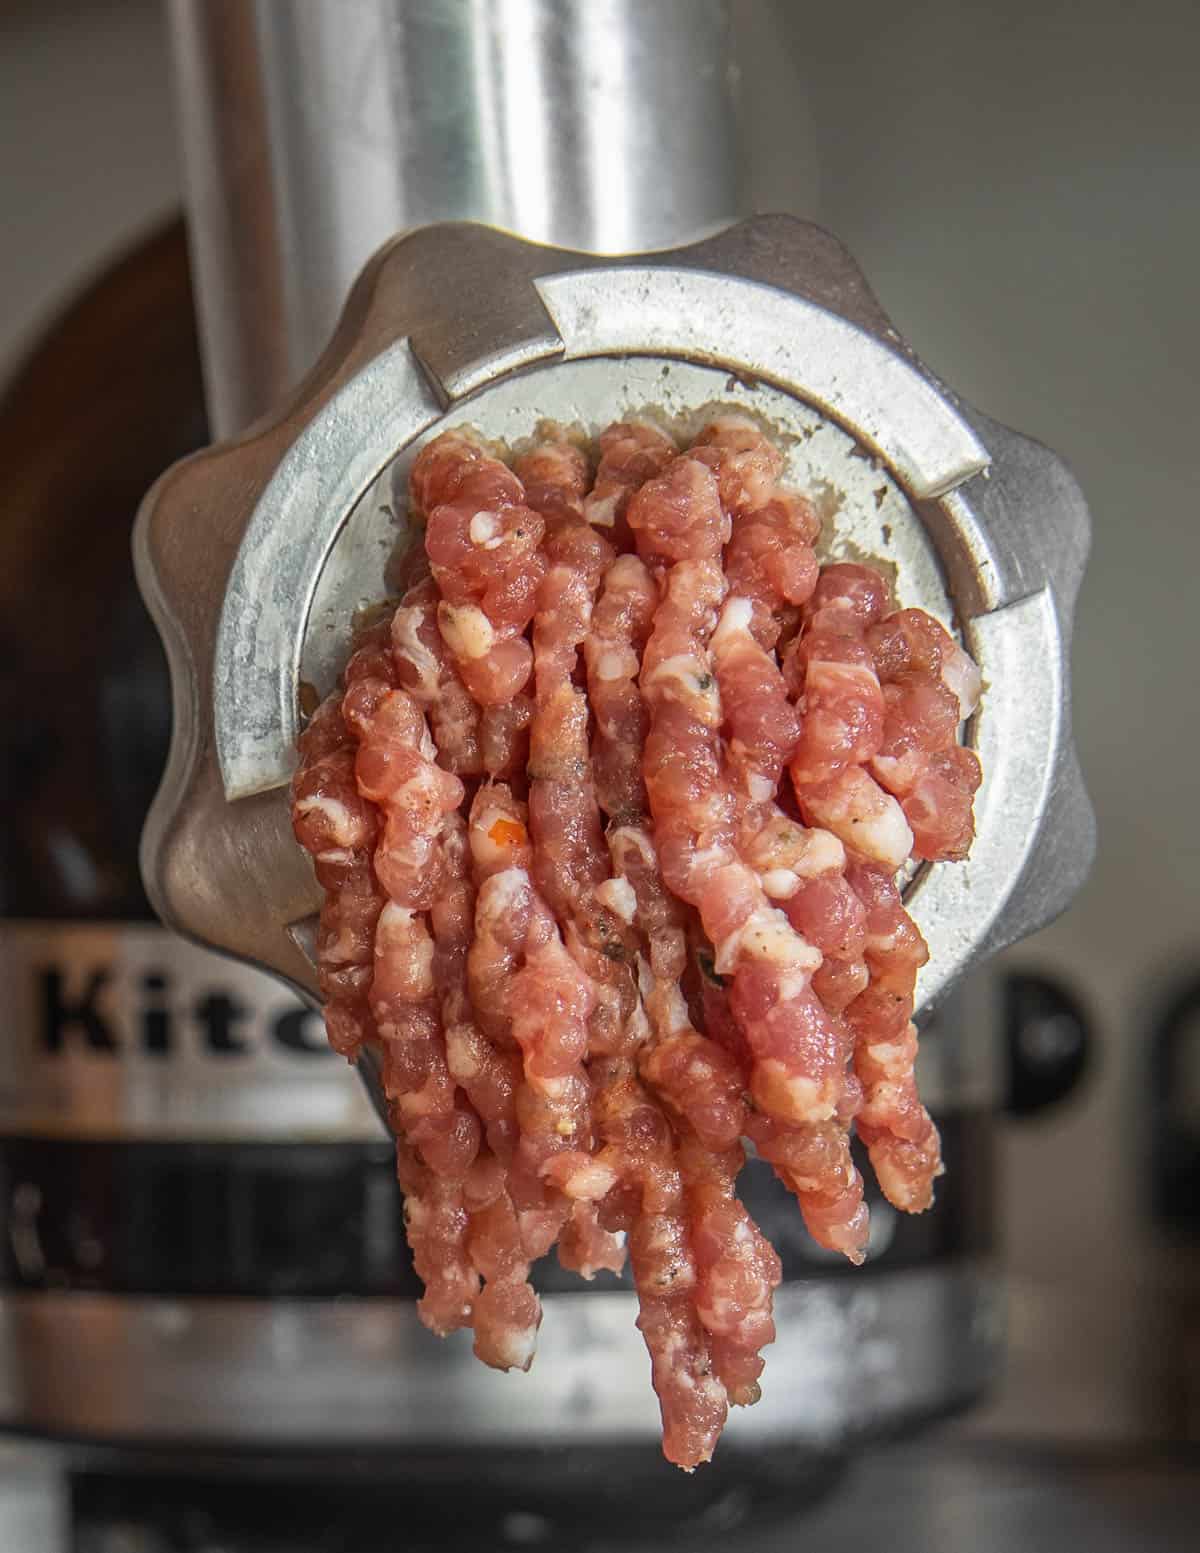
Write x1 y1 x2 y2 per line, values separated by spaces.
866 607 983 861
584 554 659 824
679 1134 781 1407
413 430 545 707
635 454 866 1259
590 1056 728 1469
430 811 541 1365
293 412 985 1467
465 785 569 1259
390 577 482 777
709 450 870 1261
291 691 381 1059
843 859 942 1211
608 826 746 1155
583 420 677 550
701 415 819 649
608 826 779 1407
436 811 521 1163
345 652 484 1334
786 564 913 869
523 429 638 1059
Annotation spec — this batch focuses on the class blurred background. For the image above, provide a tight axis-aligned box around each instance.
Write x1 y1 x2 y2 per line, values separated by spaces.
1 0 1198 1548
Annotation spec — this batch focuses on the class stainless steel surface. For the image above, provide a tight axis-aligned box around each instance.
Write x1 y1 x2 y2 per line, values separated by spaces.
0 1263 997 1446
167 0 741 437
0 1446 66 1553
135 216 1093 1023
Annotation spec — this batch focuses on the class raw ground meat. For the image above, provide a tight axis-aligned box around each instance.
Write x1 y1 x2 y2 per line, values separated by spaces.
292 410 983 1469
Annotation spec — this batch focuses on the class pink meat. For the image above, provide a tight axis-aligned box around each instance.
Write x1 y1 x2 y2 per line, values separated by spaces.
291 693 381 1059
584 554 659 823
583 420 677 550
293 410 987 1469
413 431 545 706
866 607 983 860
843 859 941 1210
434 811 522 1167
389 578 482 776
513 425 591 525
679 1135 781 1407
591 1057 728 1469
635 458 864 1257
525 430 637 1058
465 785 570 1260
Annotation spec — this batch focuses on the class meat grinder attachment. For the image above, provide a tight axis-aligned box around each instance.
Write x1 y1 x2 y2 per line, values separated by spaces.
135 216 1095 1123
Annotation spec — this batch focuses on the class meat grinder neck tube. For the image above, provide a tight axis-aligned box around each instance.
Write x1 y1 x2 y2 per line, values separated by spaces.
166 0 746 438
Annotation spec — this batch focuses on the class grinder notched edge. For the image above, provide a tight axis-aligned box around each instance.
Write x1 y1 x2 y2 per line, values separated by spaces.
133 214 1095 1014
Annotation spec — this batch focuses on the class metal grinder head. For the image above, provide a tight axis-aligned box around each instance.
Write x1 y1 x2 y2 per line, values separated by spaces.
135 216 1095 1035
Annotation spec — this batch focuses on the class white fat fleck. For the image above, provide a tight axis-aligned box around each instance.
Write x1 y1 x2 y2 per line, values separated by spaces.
646 1222 678 1255
468 510 500 546
582 491 619 528
439 603 495 661
747 773 775 803
870 753 904 786
484 866 529 914
712 595 754 648
690 842 731 876
596 876 637 923
701 1378 728 1407
662 984 691 1032
868 926 903 955
538 1075 572 1101
418 724 437 762
866 1041 907 1078
777 964 819 1002
378 902 416 931
594 649 629 682
613 825 656 867
324 926 357 960
733 1220 753 1245
797 829 845 878
391 769 440 808
316 846 353 867
642 652 716 711
942 641 983 719
717 905 822 976
761 1062 836 1124
660 1333 686 1371
627 1002 652 1047
294 795 360 846
810 659 880 695
851 793 914 869
564 1160 619 1201
762 868 799 900
391 606 439 698
860 1081 906 1124
445 1027 480 1080
389 834 433 869
495 1323 539 1371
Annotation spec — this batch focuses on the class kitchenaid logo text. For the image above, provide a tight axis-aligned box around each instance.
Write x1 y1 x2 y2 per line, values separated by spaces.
35 963 330 1061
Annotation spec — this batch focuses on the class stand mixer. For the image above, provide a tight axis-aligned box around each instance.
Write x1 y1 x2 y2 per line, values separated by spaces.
1 0 1095 1525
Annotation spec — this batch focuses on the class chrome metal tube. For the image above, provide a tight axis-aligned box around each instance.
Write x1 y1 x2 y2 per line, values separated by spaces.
168 0 742 437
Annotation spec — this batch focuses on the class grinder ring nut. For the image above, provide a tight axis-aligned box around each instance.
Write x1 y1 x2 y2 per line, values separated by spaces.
134 215 1094 1015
